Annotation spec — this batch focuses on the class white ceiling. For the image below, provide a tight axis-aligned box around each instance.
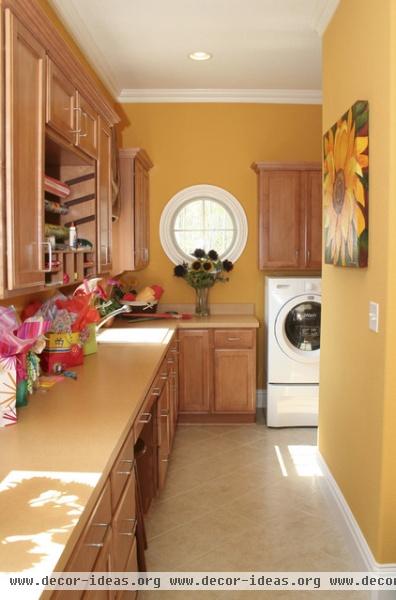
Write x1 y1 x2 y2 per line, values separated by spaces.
50 0 339 103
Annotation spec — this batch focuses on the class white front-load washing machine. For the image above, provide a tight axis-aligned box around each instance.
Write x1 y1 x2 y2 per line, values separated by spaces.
265 277 321 427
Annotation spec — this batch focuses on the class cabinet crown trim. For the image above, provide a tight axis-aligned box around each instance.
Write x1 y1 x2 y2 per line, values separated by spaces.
119 148 153 170
251 161 321 173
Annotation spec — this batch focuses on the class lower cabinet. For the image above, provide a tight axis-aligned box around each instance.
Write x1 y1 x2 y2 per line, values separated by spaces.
179 328 257 422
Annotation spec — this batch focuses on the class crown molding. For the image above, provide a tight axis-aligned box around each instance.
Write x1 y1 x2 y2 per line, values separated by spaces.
118 88 322 104
312 0 340 36
49 0 120 98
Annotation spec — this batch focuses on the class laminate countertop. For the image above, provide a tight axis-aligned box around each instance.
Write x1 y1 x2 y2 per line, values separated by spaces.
0 315 259 596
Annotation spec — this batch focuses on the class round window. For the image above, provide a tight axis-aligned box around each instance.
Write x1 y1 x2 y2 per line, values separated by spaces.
160 184 248 264
284 302 321 351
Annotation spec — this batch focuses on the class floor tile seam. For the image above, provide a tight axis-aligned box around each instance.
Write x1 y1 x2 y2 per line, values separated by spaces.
146 506 218 544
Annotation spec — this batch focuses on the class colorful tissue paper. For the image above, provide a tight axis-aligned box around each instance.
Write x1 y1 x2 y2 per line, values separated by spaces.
0 308 51 427
0 356 17 427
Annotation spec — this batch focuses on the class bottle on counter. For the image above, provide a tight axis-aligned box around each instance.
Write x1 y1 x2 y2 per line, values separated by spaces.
69 222 77 249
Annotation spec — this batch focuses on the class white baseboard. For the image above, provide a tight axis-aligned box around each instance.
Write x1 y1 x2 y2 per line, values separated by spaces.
317 451 396 599
256 389 267 408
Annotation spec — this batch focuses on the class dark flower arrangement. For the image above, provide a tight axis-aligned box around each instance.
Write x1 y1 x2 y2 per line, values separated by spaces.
174 249 234 289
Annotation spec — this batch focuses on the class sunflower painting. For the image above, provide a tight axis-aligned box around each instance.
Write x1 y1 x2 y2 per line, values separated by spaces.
323 101 369 267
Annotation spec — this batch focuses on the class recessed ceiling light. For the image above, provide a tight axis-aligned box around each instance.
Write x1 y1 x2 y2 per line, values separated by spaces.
189 51 212 61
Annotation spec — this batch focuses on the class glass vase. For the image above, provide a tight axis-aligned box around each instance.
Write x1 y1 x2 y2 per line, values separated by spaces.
195 287 210 317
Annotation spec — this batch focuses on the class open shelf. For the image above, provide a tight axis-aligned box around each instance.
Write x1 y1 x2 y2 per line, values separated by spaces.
44 132 97 288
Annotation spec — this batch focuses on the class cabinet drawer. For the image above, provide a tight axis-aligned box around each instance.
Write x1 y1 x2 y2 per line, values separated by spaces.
214 329 254 349
111 427 134 510
52 480 112 599
134 379 162 441
112 472 136 572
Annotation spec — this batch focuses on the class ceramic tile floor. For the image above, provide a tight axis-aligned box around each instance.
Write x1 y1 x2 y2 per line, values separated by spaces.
140 410 368 599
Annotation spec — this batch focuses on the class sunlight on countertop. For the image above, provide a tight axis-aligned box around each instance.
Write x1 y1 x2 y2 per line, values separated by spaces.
97 327 173 345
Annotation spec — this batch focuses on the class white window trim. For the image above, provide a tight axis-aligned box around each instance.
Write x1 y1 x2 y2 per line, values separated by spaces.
160 184 248 265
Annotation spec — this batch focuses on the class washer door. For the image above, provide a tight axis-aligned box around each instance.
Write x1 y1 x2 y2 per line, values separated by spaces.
274 294 321 363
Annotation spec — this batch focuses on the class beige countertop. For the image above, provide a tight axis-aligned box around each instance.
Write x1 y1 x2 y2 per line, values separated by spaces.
0 315 259 595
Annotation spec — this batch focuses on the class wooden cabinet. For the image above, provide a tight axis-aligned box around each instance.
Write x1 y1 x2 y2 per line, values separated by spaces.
214 329 255 413
179 330 212 415
4 9 46 291
97 117 112 273
112 473 136 572
0 1 119 299
46 58 75 143
179 328 256 422
252 162 322 271
53 480 112 599
113 148 153 273
157 379 170 491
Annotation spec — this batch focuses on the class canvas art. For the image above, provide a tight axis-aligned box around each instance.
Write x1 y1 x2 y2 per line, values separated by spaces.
323 100 369 267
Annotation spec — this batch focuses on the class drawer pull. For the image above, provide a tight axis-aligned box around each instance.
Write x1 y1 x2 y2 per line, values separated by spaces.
171 349 178 354
85 543 104 548
167 358 174 364
139 412 152 424
92 522 109 527
227 337 240 341
161 458 169 463
120 459 133 464
160 373 168 380
152 387 161 396
117 470 132 475
161 409 169 417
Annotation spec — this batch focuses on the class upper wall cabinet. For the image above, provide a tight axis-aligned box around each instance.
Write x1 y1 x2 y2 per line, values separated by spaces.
113 148 153 273
252 162 322 271
0 0 119 298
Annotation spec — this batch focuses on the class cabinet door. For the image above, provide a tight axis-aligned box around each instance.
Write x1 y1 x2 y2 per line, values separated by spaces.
259 171 301 269
46 58 76 143
303 170 322 270
76 92 98 158
133 157 149 269
214 349 255 413
157 378 170 490
178 330 211 414
5 10 46 290
97 118 112 273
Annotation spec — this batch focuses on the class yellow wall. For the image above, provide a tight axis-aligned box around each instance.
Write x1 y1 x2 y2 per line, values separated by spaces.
321 0 396 563
119 103 322 387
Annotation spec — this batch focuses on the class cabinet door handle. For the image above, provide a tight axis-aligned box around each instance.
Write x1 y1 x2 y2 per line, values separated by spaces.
71 106 82 133
161 458 169 463
139 412 152 424
79 111 88 138
227 337 240 341
295 249 299 258
307 249 311 263
41 242 52 273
